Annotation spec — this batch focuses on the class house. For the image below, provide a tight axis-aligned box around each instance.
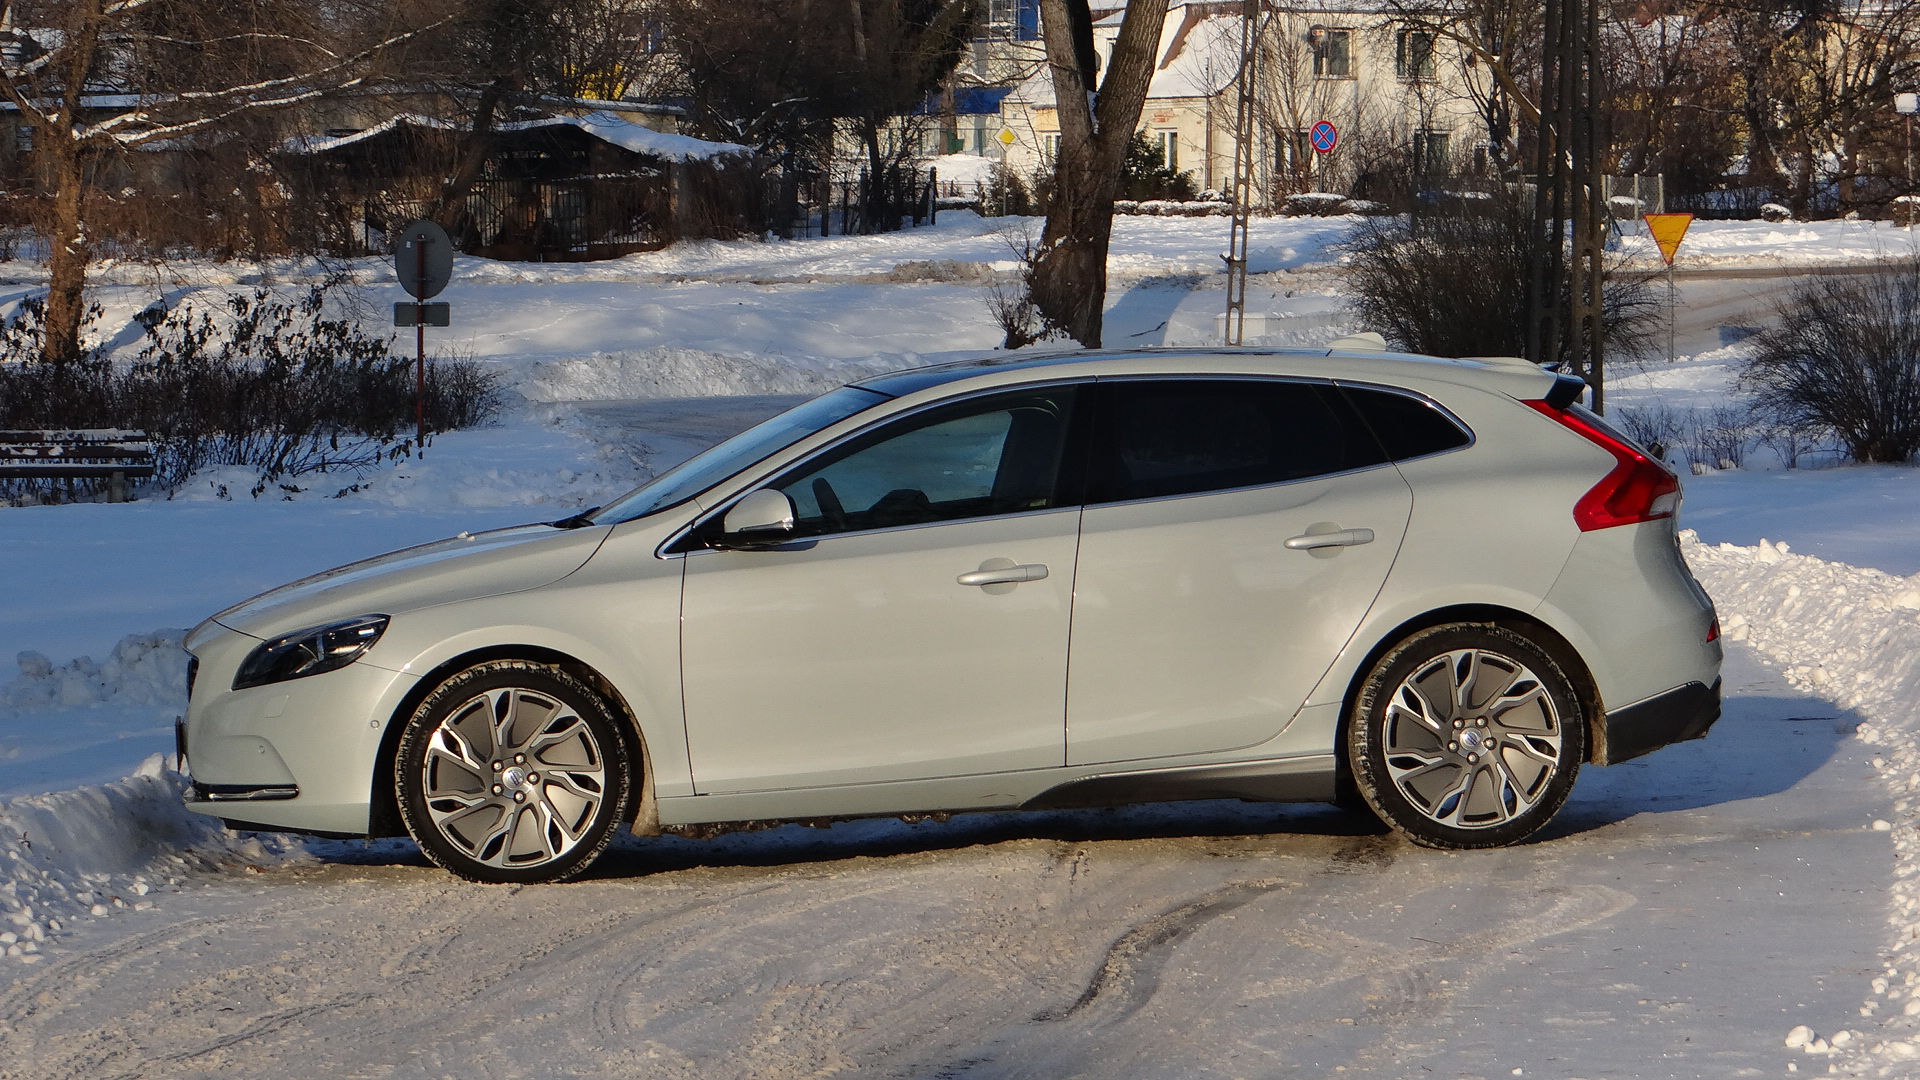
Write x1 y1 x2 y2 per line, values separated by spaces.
996 1 1487 205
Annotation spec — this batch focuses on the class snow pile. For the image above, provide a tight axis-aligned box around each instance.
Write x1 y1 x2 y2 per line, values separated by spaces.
3 630 188 713
0 758 307 963
1681 532 1920 1074
517 346 910 403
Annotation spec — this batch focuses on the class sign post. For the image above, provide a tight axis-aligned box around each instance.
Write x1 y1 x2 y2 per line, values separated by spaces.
394 220 454 454
1644 212 1693 363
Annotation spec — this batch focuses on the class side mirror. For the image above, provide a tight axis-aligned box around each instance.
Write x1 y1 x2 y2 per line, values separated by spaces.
718 488 795 544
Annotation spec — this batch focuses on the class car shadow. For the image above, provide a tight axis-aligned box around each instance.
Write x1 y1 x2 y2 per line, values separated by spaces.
299 691 1863 879
1540 691 1864 840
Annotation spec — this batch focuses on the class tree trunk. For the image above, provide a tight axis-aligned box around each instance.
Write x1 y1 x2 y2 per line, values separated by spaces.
1029 0 1170 347
41 141 92 365
432 75 516 242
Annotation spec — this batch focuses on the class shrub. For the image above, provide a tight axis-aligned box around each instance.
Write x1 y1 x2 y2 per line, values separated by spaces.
0 279 503 500
1342 189 1662 369
1119 131 1197 202
1742 264 1920 463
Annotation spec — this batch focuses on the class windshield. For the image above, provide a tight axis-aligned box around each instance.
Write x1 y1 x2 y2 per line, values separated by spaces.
589 386 890 525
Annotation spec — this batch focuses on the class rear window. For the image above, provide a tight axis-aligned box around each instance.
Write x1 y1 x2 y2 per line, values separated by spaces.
1338 384 1472 461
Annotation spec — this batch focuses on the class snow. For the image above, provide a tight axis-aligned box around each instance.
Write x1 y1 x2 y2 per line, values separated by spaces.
7 211 1920 1072
283 111 750 162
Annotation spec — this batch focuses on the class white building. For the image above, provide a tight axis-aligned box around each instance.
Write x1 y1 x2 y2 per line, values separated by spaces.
996 1 1488 204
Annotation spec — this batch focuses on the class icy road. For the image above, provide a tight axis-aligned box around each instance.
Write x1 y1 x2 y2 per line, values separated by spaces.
0 647 1886 1080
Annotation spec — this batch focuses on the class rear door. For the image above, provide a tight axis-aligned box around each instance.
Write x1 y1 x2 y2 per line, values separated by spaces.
1065 377 1413 765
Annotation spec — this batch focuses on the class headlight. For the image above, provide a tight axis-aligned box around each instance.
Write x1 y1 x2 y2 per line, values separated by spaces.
232 615 390 691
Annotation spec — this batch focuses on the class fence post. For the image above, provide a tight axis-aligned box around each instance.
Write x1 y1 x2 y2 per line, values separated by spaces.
928 167 938 225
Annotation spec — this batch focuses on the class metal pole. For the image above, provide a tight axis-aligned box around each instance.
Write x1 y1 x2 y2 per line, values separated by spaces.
1223 0 1258 346
1668 260 1676 364
416 237 427 454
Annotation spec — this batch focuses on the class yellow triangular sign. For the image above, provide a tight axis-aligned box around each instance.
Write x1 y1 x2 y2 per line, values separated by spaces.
1644 212 1693 265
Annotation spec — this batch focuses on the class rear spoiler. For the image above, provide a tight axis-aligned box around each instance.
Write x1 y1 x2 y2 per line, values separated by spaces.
1543 373 1587 410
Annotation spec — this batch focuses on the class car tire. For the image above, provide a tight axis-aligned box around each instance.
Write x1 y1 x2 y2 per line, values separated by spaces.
396 661 632 884
1347 623 1584 849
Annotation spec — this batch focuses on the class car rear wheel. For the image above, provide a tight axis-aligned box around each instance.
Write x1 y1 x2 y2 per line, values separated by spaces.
396 661 632 883
1347 624 1584 849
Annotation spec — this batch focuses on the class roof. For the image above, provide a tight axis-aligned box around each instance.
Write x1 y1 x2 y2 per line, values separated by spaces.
282 111 749 161
1006 4 1249 107
853 346 1561 402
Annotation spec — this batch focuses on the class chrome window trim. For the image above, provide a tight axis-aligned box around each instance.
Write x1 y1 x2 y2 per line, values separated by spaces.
656 378 1093 559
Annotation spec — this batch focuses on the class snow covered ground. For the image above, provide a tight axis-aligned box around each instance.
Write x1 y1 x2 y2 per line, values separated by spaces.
3 212 1920 1074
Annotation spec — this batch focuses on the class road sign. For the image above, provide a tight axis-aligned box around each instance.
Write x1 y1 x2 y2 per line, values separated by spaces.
395 219 453 300
997 128 1017 147
1309 121 1339 154
394 302 451 327
1644 212 1694 265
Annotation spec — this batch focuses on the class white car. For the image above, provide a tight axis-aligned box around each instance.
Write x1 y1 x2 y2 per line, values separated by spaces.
179 346 1723 883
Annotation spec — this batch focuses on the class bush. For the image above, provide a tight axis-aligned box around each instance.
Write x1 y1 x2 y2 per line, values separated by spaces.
0 280 503 499
1743 264 1920 463
1342 189 1662 368
1119 131 1196 202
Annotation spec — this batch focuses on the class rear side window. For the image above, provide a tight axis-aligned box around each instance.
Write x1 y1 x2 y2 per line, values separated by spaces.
1338 384 1472 461
1087 379 1388 504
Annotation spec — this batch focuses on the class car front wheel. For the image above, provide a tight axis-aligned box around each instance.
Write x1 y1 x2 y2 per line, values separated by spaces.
396 661 632 883
1347 623 1584 849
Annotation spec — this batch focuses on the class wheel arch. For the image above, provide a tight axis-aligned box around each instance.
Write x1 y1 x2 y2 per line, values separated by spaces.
366 645 657 839
1332 605 1606 784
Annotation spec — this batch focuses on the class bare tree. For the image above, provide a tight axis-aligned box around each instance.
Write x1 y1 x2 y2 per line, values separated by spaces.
0 0 447 363
1028 0 1170 347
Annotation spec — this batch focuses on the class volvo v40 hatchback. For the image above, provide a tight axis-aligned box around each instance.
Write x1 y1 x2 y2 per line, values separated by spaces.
179 347 1722 882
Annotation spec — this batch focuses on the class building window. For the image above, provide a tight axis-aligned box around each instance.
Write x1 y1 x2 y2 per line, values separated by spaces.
1396 30 1436 80
1310 28 1351 78
1042 133 1061 166
1413 131 1451 176
1278 129 1313 174
14 126 31 154
985 0 1040 41
1156 129 1179 171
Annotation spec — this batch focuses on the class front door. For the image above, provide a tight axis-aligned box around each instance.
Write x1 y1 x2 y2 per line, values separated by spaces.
680 385 1084 792
1066 377 1413 765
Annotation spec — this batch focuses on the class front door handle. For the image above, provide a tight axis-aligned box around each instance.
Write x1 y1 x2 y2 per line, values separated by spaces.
1284 527 1375 551
957 561 1049 587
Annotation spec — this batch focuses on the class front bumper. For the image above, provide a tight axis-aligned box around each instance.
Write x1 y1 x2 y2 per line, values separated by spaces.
1599 677 1722 765
179 652 416 837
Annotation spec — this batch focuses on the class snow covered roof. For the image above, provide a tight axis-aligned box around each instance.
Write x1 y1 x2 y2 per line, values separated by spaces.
1006 5 1247 106
282 111 749 162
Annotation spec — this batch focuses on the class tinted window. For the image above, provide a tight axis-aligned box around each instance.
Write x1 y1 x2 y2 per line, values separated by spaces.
1087 379 1387 504
1339 385 1472 461
774 386 1079 537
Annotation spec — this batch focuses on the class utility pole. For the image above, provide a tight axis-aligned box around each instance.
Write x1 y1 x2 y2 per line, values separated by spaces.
1223 0 1259 345
1526 0 1608 411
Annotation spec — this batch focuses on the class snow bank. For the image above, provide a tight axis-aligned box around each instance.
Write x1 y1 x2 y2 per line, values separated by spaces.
0 633 305 963
1681 532 1920 1074
3 630 187 713
517 346 909 402
0 761 307 964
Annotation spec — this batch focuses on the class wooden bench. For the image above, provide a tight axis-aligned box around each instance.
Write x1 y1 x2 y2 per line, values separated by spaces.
0 429 155 502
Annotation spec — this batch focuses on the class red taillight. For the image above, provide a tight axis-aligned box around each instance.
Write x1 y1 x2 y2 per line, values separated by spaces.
1524 400 1681 531
1706 617 1720 642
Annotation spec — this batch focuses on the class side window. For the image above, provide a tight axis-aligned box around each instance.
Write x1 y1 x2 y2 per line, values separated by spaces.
1087 379 1387 504
774 387 1079 538
1338 385 1472 461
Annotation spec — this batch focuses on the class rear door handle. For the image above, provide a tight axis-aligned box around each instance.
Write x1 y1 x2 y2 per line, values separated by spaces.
1284 528 1375 551
957 563 1049 586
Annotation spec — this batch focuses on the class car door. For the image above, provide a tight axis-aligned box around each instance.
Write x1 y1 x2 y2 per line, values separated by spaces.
1065 377 1413 766
679 384 1084 793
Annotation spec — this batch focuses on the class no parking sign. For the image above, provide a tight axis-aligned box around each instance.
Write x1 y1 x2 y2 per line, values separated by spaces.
1310 120 1339 154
